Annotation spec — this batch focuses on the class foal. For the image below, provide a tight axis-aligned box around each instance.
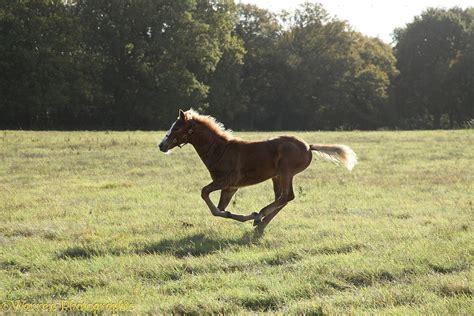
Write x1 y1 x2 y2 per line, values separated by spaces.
159 109 357 231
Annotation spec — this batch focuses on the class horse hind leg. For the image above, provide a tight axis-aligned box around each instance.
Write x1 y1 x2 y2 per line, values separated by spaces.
254 173 295 228
260 176 288 226
254 177 284 226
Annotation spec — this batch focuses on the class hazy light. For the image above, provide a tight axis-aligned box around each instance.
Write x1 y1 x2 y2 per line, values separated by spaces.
239 0 473 44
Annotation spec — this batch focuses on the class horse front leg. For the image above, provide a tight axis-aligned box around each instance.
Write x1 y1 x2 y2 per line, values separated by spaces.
201 183 257 222
201 182 228 218
218 188 257 222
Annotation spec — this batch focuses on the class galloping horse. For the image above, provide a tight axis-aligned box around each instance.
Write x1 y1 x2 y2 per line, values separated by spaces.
158 109 357 231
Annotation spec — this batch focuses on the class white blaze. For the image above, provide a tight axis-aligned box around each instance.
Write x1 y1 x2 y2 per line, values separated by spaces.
158 121 176 147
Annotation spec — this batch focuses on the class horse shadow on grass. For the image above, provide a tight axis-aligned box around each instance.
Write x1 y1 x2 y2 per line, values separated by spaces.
134 230 264 258
56 230 265 260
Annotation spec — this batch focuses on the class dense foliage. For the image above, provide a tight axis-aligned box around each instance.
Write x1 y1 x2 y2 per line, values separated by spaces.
392 7 474 129
0 1 472 130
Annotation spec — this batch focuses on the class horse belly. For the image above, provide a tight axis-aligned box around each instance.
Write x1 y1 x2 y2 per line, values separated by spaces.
237 154 277 187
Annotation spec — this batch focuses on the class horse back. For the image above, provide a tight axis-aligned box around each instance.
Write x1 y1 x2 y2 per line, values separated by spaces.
218 136 311 187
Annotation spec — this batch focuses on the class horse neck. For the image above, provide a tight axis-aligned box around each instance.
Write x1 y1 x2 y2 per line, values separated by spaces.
190 125 228 168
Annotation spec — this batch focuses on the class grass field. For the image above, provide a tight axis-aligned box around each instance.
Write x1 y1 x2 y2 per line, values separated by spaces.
0 130 473 314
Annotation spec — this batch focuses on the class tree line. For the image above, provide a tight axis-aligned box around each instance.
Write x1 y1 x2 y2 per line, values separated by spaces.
1 0 473 130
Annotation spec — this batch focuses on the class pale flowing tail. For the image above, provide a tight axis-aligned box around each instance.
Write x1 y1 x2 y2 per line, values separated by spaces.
310 144 357 171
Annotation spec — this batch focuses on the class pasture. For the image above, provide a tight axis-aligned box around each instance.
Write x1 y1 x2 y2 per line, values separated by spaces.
0 130 472 314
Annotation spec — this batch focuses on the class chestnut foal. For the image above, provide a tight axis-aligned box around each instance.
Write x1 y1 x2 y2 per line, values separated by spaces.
159 109 357 231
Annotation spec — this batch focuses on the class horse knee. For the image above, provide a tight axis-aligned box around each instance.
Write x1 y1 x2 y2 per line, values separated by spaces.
201 188 209 200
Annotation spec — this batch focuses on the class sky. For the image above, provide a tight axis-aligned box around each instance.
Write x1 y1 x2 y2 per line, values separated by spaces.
239 0 473 44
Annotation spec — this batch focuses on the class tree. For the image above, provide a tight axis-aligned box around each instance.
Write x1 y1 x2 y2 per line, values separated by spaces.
75 0 240 129
201 1 246 127
445 9 474 126
348 35 398 129
234 4 283 129
237 2 397 130
0 0 241 129
4 1 469 131
282 5 355 129
0 0 82 128
393 8 472 128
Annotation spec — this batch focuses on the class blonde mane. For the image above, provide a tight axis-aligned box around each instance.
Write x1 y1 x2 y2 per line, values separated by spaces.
186 109 233 140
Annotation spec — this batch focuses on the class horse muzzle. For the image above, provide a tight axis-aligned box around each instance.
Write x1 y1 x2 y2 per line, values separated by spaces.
158 139 169 152
159 137 180 152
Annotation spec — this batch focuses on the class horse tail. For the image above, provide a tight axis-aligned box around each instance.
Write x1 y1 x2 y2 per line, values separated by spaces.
310 144 357 171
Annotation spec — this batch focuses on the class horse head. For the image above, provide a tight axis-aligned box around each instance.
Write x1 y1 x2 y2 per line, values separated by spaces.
158 109 194 153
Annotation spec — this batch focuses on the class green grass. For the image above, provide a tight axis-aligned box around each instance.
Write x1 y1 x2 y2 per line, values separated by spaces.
0 130 473 314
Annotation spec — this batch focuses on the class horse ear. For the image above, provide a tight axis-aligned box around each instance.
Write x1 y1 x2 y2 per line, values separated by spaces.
179 109 186 121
